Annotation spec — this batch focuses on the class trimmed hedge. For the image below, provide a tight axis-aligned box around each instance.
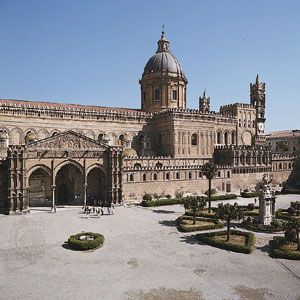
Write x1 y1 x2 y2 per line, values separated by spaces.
185 209 217 219
68 232 105 251
140 194 238 207
240 192 260 198
196 230 255 254
141 198 184 207
269 236 300 260
176 215 223 232
276 209 300 221
241 220 287 233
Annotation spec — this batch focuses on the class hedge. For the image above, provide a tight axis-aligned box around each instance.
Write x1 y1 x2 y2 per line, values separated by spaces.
68 232 105 251
185 209 217 219
140 194 238 207
241 220 287 233
269 237 300 260
276 209 300 221
196 230 255 254
240 192 260 198
176 215 223 232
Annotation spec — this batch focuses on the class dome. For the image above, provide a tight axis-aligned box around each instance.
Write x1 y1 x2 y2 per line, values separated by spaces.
144 52 185 76
142 31 185 78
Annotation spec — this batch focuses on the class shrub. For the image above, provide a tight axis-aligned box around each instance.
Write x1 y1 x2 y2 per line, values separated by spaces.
285 228 297 242
242 218 287 233
287 207 296 216
152 193 160 200
269 237 300 260
291 201 300 210
175 190 184 199
165 194 172 199
176 215 223 232
240 191 260 198
210 194 238 201
204 189 217 196
196 230 255 254
68 232 105 251
142 192 152 201
140 198 185 207
247 203 255 211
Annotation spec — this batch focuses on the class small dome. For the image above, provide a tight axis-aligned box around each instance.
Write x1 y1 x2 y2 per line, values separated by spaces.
123 148 137 157
25 132 37 144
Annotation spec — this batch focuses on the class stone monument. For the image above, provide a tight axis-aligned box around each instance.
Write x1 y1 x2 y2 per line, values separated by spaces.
258 174 276 225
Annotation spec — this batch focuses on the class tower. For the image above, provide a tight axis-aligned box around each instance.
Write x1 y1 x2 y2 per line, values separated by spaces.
139 31 188 112
199 90 210 113
250 74 266 144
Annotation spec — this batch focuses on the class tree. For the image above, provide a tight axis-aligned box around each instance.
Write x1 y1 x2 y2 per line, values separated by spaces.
184 196 206 225
216 203 243 242
286 218 300 251
203 161 217 213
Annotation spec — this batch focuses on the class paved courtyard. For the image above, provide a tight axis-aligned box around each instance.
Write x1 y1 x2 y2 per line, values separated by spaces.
0 195 300 300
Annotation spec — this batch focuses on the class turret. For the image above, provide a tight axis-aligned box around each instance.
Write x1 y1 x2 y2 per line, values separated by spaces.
199 90 210 113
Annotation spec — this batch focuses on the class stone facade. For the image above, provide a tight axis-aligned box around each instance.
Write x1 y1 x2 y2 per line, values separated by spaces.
0 31 295 213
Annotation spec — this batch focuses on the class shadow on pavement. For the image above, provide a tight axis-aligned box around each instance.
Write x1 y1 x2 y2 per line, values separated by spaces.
180 235 206 245
158 220 176 227
256 244 269 253
153 209 176 214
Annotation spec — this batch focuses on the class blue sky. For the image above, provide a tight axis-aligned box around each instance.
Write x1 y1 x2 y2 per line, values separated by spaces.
0 0 299 132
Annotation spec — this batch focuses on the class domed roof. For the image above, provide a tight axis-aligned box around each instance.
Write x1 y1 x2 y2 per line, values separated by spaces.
143 32 185 78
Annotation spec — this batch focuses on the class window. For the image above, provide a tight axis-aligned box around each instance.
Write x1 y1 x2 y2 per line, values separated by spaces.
176 172 180 180
172 90 177 101
191 134 198 146
224 132 228 145
153 173 157 181
231 132 235 145
189 172 192 179
166 172 170 180
154 89 160 101
217 132 221 144
227 171 230 178
198 171 202 178
98 133 104 141
217 171 221 177
143 174 146 181
118 134 125 146
129 174 133 182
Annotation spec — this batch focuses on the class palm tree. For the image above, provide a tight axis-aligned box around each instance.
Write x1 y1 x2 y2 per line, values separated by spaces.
184 196 206 225
203 161 217 213
287 218 300 251
216 203 243 241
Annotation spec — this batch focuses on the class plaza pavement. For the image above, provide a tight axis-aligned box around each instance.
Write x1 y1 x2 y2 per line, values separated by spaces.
0 195 299 300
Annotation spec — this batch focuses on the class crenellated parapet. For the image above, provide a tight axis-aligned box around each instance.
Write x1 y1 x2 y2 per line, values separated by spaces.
0 99 152 122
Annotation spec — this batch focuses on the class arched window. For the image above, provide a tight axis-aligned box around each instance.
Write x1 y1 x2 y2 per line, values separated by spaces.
153 173 157 181
227 171 230 178
217 171 221 177
0 131 9 148
191 134 198 146
176 172 180 180
25 131 37 144
118 134 125 146
273 163 277 171
231 132 235 145
155 162 163 168
134 163 142 169
224 132 228 145
279 163 282 170
51 131 58 137
188 172 192 179
166 172 170 180
98 133 104 141
129 174 133 182
198 171 202 178
143 174 146 181
217 132 221 144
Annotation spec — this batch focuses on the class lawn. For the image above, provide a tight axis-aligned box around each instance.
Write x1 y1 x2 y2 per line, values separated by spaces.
212 234 246 246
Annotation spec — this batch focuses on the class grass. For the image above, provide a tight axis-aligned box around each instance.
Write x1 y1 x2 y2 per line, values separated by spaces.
212 234 246 246
182 220 215 227
176 215 223 232
269 236 300 260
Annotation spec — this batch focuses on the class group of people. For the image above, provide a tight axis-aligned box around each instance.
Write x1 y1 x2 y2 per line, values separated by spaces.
82 203 115 218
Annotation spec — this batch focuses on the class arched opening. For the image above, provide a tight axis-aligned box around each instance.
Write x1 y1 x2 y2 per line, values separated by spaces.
191 134 198 146
217 132 222 144
231 132 235 145
25 131 37 144
118 134 125 146
153 173 157 180
55 163 83 205
166 172 170 180
224 132 228 145
98 133 104 141
28 168 51 207
87 167 106 206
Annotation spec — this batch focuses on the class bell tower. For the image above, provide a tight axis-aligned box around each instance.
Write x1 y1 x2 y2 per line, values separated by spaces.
199 90 210 113
250 74 266 144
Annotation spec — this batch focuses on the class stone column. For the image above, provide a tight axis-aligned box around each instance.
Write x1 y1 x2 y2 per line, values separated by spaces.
83 183 88 208
51 185 56 212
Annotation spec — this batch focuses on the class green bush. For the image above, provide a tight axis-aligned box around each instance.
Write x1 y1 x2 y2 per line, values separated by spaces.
291 201 300 210
68 232 105 251
240 192 260 198
176 215 223 232
141 198 184 207
196 230 255 254
276 209 296 221
242 219 287 233
184 209 217 219
269 236 300 260
142 192 153 201
210 194 238 201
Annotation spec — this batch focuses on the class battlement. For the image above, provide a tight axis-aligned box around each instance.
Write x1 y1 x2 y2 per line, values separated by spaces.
220 103 255 110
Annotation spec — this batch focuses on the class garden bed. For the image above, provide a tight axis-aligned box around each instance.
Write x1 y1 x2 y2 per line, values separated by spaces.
185 208 217 219
276 209 300 221
241 220 287 233
67 232 105 251
196 230 255 254
176 215 223 232
269 236 300 260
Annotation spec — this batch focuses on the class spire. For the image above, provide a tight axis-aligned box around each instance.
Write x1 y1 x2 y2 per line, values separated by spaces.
256 74 259 84
157 27 170 53
203 89 206 98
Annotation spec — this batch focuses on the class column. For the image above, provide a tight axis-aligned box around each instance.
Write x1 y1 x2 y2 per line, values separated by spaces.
51 185 56 212
83 183 88 208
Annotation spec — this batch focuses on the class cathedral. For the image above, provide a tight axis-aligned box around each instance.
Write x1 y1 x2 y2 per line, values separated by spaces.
0 31 294 214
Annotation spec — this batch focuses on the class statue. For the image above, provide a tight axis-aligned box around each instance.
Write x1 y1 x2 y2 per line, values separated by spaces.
259 174 276 225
